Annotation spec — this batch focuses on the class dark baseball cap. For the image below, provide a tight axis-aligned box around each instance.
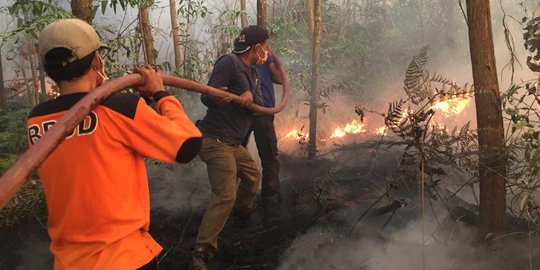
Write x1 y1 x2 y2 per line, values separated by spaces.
233 25 269 54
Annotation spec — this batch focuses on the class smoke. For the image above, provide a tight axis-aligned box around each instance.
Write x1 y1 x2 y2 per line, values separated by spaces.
277 221 485 270
277 207 540 270
148 158 212 213
276 181 535 270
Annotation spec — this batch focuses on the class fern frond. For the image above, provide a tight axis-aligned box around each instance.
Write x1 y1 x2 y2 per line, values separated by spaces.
404 46 432 104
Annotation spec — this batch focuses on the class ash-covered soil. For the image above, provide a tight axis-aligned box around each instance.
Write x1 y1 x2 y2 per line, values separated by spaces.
1 140 539 270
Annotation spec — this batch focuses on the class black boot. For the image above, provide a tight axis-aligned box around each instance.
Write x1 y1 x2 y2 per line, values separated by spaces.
262 193 286 224
188 245 213 270
231 209 252 231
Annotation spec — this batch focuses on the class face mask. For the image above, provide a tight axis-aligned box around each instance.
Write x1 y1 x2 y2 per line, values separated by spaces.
256 44 268 65
95 56 108 85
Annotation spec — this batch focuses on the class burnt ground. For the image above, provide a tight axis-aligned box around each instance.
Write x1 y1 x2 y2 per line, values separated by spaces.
1 140 540 269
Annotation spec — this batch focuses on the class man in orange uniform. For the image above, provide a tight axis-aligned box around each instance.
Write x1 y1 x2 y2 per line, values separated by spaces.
26 18 202 270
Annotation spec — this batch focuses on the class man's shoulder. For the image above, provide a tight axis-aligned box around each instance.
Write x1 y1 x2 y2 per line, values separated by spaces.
101 93 141 119
215 53 237 66
29 93 86 119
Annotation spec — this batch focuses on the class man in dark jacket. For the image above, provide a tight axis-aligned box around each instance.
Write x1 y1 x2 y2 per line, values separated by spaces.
189 25 269 270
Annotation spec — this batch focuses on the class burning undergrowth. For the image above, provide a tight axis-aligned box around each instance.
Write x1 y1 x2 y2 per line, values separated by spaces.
276 47 477 159
271 46 540 269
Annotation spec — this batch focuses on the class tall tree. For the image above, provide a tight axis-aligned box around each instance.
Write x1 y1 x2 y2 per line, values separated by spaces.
22 11 39 107
241 0 248 28
306 0 314 38
308 0 321 159
20 59 33 107
183 0 192 78
257 0 267 29
28 45 40 106
71 0 93 23
36 43 46 100
466 0 507 238
0 52 6 112
169 0 182 73
139 5 157 65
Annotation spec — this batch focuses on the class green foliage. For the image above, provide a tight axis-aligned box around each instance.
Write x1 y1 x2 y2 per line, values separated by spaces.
99 0 154 14
177 0 209 19
524 16 540 72
503 80 540 226
0 100 31 153
174 0 213 80
0 99 44 229
0 180 46 229
269 1 357 106
1 0 71 39
0 154 18 176
484 13 540 227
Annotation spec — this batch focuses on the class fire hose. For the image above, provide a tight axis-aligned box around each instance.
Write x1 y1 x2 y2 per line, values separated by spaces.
0 57 289 210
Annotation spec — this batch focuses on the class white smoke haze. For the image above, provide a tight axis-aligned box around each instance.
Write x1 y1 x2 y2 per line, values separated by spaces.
276 179 540 270
147 158 212 213
277 213 540 270
277 226 461 270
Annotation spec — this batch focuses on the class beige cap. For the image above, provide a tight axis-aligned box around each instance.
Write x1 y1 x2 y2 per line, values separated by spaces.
39 18 104 64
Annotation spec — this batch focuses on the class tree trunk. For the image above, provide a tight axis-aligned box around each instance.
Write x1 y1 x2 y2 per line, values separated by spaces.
308 0 321 159
241 0 248 28
71 0 93 23
183 0 192 79
139 6 157 66
0 52 6 112
306 0 314 37
169 0 182 73
23 12 39 106
257 0 267 29
36 43 47 98
20 61 32 107
29 48 40 105
466 0 507 239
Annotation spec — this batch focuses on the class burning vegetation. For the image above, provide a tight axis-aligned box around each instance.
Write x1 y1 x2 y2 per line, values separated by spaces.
280 87 475 147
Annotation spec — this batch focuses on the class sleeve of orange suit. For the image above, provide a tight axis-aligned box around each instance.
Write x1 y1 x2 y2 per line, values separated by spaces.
118 92 202 163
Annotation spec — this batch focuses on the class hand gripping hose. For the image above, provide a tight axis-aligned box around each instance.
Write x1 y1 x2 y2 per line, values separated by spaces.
0 56 289 209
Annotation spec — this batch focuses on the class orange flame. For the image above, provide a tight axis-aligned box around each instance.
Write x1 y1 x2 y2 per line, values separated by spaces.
284 129 309 140
430 96 472 116
281 94 474 144
375 126 387 135
330 119 366 138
